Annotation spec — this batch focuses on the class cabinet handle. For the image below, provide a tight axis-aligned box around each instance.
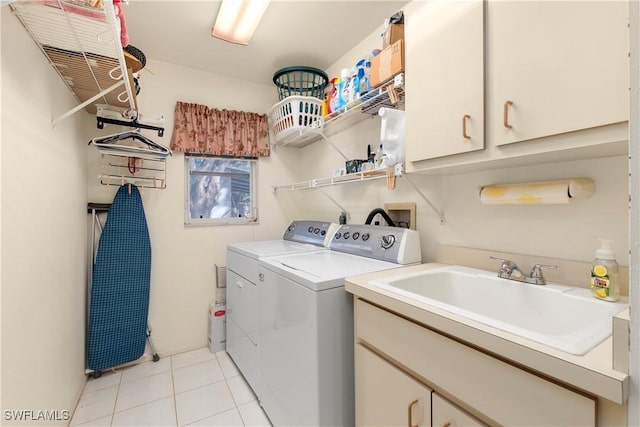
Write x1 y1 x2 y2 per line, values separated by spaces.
408 399 419 427
258 272 264 281
235 281 243 288
441 423 451 427
462 114 471 140
503 100 513 129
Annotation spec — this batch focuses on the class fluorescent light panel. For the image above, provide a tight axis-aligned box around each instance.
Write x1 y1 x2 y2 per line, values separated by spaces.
212 0 270 45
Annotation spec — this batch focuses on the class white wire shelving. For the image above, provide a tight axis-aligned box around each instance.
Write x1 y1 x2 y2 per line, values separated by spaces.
272 73 406 148
10 0 137 126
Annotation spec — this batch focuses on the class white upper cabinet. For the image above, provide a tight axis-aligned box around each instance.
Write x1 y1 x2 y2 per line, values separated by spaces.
489 0 629 146
405 0 485 162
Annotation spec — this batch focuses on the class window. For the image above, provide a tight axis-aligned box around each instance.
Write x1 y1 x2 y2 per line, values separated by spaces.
185 155 257 225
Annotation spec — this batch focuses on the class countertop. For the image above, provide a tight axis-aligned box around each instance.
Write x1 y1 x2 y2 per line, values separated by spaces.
345 262 629 404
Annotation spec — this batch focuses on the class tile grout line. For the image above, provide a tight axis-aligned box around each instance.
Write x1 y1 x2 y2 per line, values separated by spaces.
109 368 123 427
218 353 250 427
170 355 179 427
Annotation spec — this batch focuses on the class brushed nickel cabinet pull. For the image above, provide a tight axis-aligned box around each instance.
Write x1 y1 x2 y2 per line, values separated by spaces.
441 422 451 427
503 100 513 129
408 399 419 427
462 114 471 139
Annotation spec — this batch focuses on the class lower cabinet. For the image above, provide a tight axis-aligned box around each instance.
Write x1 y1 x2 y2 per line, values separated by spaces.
354 298 597 426
356 343 432 426
356 343 486 427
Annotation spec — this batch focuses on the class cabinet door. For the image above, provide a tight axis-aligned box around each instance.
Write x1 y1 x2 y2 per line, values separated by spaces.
432 393 487 427
490 0 629 146
355 344 431 427
406 0 484 161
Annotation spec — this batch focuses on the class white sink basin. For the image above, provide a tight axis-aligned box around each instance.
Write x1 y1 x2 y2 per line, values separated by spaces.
369 265 628 355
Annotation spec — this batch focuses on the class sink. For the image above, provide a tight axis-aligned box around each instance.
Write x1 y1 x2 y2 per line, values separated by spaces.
369 265 628 355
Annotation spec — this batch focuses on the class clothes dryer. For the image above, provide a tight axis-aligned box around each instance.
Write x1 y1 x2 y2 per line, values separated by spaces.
226 220 337 401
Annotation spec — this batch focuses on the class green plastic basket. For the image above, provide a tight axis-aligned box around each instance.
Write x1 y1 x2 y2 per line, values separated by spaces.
273 66 329 100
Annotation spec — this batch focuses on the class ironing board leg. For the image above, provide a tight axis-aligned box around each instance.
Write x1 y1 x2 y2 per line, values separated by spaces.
146 325 160 362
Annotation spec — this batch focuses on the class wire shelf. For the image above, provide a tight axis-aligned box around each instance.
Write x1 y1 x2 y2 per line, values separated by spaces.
10 0 137 124
272 73 405 148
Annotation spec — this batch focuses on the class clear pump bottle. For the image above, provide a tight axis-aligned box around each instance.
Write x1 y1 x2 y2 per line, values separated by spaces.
590 239 619 301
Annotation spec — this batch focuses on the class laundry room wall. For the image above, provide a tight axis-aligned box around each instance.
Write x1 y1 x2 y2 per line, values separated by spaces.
287 2 630 268
87 59 303 357
1 6 89 425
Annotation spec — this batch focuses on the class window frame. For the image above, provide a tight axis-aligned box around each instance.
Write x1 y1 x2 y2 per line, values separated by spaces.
184 154 258 226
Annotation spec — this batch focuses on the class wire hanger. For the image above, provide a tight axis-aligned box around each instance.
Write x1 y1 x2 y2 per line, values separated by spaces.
89 129 172 159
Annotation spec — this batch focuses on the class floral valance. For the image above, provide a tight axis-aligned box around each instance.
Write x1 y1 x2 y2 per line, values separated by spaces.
170 101 270 157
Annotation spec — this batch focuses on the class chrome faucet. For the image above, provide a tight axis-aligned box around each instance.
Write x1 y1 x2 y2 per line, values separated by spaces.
490 256 557 285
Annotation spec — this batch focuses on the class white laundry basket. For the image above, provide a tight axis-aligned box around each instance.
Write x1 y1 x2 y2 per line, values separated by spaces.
269 96 323 142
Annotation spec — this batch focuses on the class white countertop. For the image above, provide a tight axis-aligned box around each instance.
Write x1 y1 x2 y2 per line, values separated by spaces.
345 262 629 404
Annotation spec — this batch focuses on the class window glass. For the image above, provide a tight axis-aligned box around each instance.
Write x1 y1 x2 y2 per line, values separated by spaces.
185 156 257 225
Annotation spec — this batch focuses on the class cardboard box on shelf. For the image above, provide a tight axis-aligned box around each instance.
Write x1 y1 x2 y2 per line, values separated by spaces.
371 39 404 89
383 23 404 49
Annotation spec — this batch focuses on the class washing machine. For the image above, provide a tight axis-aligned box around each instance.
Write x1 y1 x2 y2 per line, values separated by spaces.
226 220 338 402
257 224 421 427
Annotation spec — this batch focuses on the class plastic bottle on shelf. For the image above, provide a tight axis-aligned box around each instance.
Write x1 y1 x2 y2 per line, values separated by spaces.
328 77 340 113
376 144 384 168
348 68 359 104
590 238 619 301
338 68 350 110
356 58 371 95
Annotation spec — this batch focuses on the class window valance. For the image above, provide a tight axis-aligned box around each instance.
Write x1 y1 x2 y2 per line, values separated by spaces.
170 101 270 157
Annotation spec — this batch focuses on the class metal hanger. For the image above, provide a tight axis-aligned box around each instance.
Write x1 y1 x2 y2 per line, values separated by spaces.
89 129 172 159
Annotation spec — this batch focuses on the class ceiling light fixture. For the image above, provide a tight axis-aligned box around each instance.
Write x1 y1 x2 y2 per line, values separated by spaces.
211 0 270 46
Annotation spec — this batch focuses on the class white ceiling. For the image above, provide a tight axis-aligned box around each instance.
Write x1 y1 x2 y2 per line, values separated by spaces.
124 1 407 86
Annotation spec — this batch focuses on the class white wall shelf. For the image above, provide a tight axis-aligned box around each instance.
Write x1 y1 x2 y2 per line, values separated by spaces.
10 0 137 126
272 169 392 192
273 74 406 148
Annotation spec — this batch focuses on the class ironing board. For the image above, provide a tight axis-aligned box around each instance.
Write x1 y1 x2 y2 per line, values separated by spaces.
87 185 153 373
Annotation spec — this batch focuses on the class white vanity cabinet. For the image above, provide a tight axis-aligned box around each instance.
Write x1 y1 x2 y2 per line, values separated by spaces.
356 342 487 427
354 298 597 426
405 0 484 162
489 0 629 147
432 393 487 427
355 343 432 426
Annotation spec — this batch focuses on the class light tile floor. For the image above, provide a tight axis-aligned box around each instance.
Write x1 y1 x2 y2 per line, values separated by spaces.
70 348 272 427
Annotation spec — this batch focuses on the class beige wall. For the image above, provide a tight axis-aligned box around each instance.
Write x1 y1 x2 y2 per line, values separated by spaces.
1 6 89 425
286 1 629 268
87 59 302 356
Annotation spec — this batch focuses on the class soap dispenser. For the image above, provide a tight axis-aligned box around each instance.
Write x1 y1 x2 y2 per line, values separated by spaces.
590 239 619 301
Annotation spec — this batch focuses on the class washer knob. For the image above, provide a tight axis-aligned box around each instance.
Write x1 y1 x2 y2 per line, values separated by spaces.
320 230 326 236
308 226 314 233
352 232 360 240
361 233 370 241
343 232 351 239
288 224 295 232
381 234 396 249
335 232 342 239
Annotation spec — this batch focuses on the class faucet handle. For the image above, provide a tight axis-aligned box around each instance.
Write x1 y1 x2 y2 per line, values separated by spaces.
529 264 558 285
530 264 558 278
490 256 521 278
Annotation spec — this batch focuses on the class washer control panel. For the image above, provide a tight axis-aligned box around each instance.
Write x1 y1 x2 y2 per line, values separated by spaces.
330 224 421 265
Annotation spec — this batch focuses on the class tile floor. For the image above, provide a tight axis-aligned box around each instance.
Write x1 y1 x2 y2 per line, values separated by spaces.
70 348 272 427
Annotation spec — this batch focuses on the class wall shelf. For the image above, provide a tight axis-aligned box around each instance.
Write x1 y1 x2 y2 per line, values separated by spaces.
273 73 406 148
10 0 137 126
273 169 392 192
